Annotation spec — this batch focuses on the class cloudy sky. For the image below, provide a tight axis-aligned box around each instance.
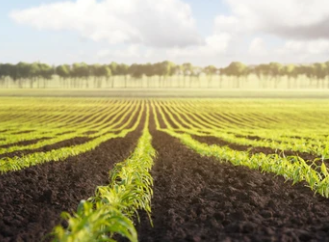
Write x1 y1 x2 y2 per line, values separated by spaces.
1 0 329 67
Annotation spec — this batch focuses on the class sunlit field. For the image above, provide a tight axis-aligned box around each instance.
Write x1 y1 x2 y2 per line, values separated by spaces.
1 97 329 241
2 0 329 241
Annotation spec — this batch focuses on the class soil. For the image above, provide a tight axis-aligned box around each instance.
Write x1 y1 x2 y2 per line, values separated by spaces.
56 131 75 136
10 130 35 135
70 106 109 125
0 137 52 149
132 128 329 242
159 106 179 129
111 104 140 130
0 129 12 134
2 105 329 242
0 105 141 160
0 112 144 242
189 113 218 129
234 134 320 142
83 130 98 135
170 110 190 129
0 136 92 159
192 135 324 164
235 134 263 141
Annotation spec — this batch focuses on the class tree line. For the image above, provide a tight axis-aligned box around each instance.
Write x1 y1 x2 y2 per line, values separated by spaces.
0 60 329 88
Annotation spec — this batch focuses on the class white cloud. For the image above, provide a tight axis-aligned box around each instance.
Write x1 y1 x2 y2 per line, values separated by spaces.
222 0 329 40
205 33 231 53
207 0 329 65
214 16 241 34
277 39 329 55
165 33 230 60
10 0 202 48
97 44 151 59
248 37 267 56
8 0 329 66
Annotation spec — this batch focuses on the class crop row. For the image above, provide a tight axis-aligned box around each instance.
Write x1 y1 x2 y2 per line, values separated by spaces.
152 101 329 198
0 102 144 173
0 99 124 142
0 101 138 153
52 105 155 242
154 100 329 158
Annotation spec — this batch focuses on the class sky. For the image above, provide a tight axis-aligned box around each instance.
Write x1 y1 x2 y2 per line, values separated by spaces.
1 0 329 67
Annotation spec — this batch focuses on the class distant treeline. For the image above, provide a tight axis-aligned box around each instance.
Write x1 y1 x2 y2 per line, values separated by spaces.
0 61 329 88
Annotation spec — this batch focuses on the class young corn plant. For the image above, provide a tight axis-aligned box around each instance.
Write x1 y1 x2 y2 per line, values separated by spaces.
0 105 144 174
165 130 329 198
52 107 156 242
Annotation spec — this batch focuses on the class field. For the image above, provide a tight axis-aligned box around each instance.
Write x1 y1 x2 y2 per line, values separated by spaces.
1 97 329 241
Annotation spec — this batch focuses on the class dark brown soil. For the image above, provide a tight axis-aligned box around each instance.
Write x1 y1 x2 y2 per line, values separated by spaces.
169 108 190 129
189 113 218 129
83 130 98 135
111 104 140 130
192 135 323 163
235 134 320 142
0 124 143 242
0 137 52 149
153 105 168 130
158 105 179 129
56 131 75 136
70 106 109 125
212 113 242 127
235 134 263 141
0 129 12 134
133 129 329 242
0 137 92 159
10 130 35 135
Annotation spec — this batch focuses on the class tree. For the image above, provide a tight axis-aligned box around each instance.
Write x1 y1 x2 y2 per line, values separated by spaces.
144 63 153 88
91 64 101 88
129 64 144 88
160 61 174 87
268 62 283 88
191 67 202 88
182 63 193 88
171 64 183 88
2 64 16 87
325 61 329 88
117 64 129 88
0 64 6 87
109 62 118 88
313 63 327 88
222 62 247 88
204 65 217 88
282 64 296 88
72 63 89 88
16 62 31 88
99 65 112 88
28 63 40 88
56 64 71 88
38 63 53 88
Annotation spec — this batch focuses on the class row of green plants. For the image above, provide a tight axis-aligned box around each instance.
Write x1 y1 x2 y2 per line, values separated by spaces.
166 99 329 134
0 98 110 128
167 130 329 198
0 102 97 141
0 101 137 152
0 98 113 132
153 101 329 197
161 103 329 158
156 100 329 158
0 99 133 146
0 104 144 173
52 106 155 242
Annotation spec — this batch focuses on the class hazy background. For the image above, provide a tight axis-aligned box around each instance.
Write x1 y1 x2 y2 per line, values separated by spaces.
1 0 329 67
